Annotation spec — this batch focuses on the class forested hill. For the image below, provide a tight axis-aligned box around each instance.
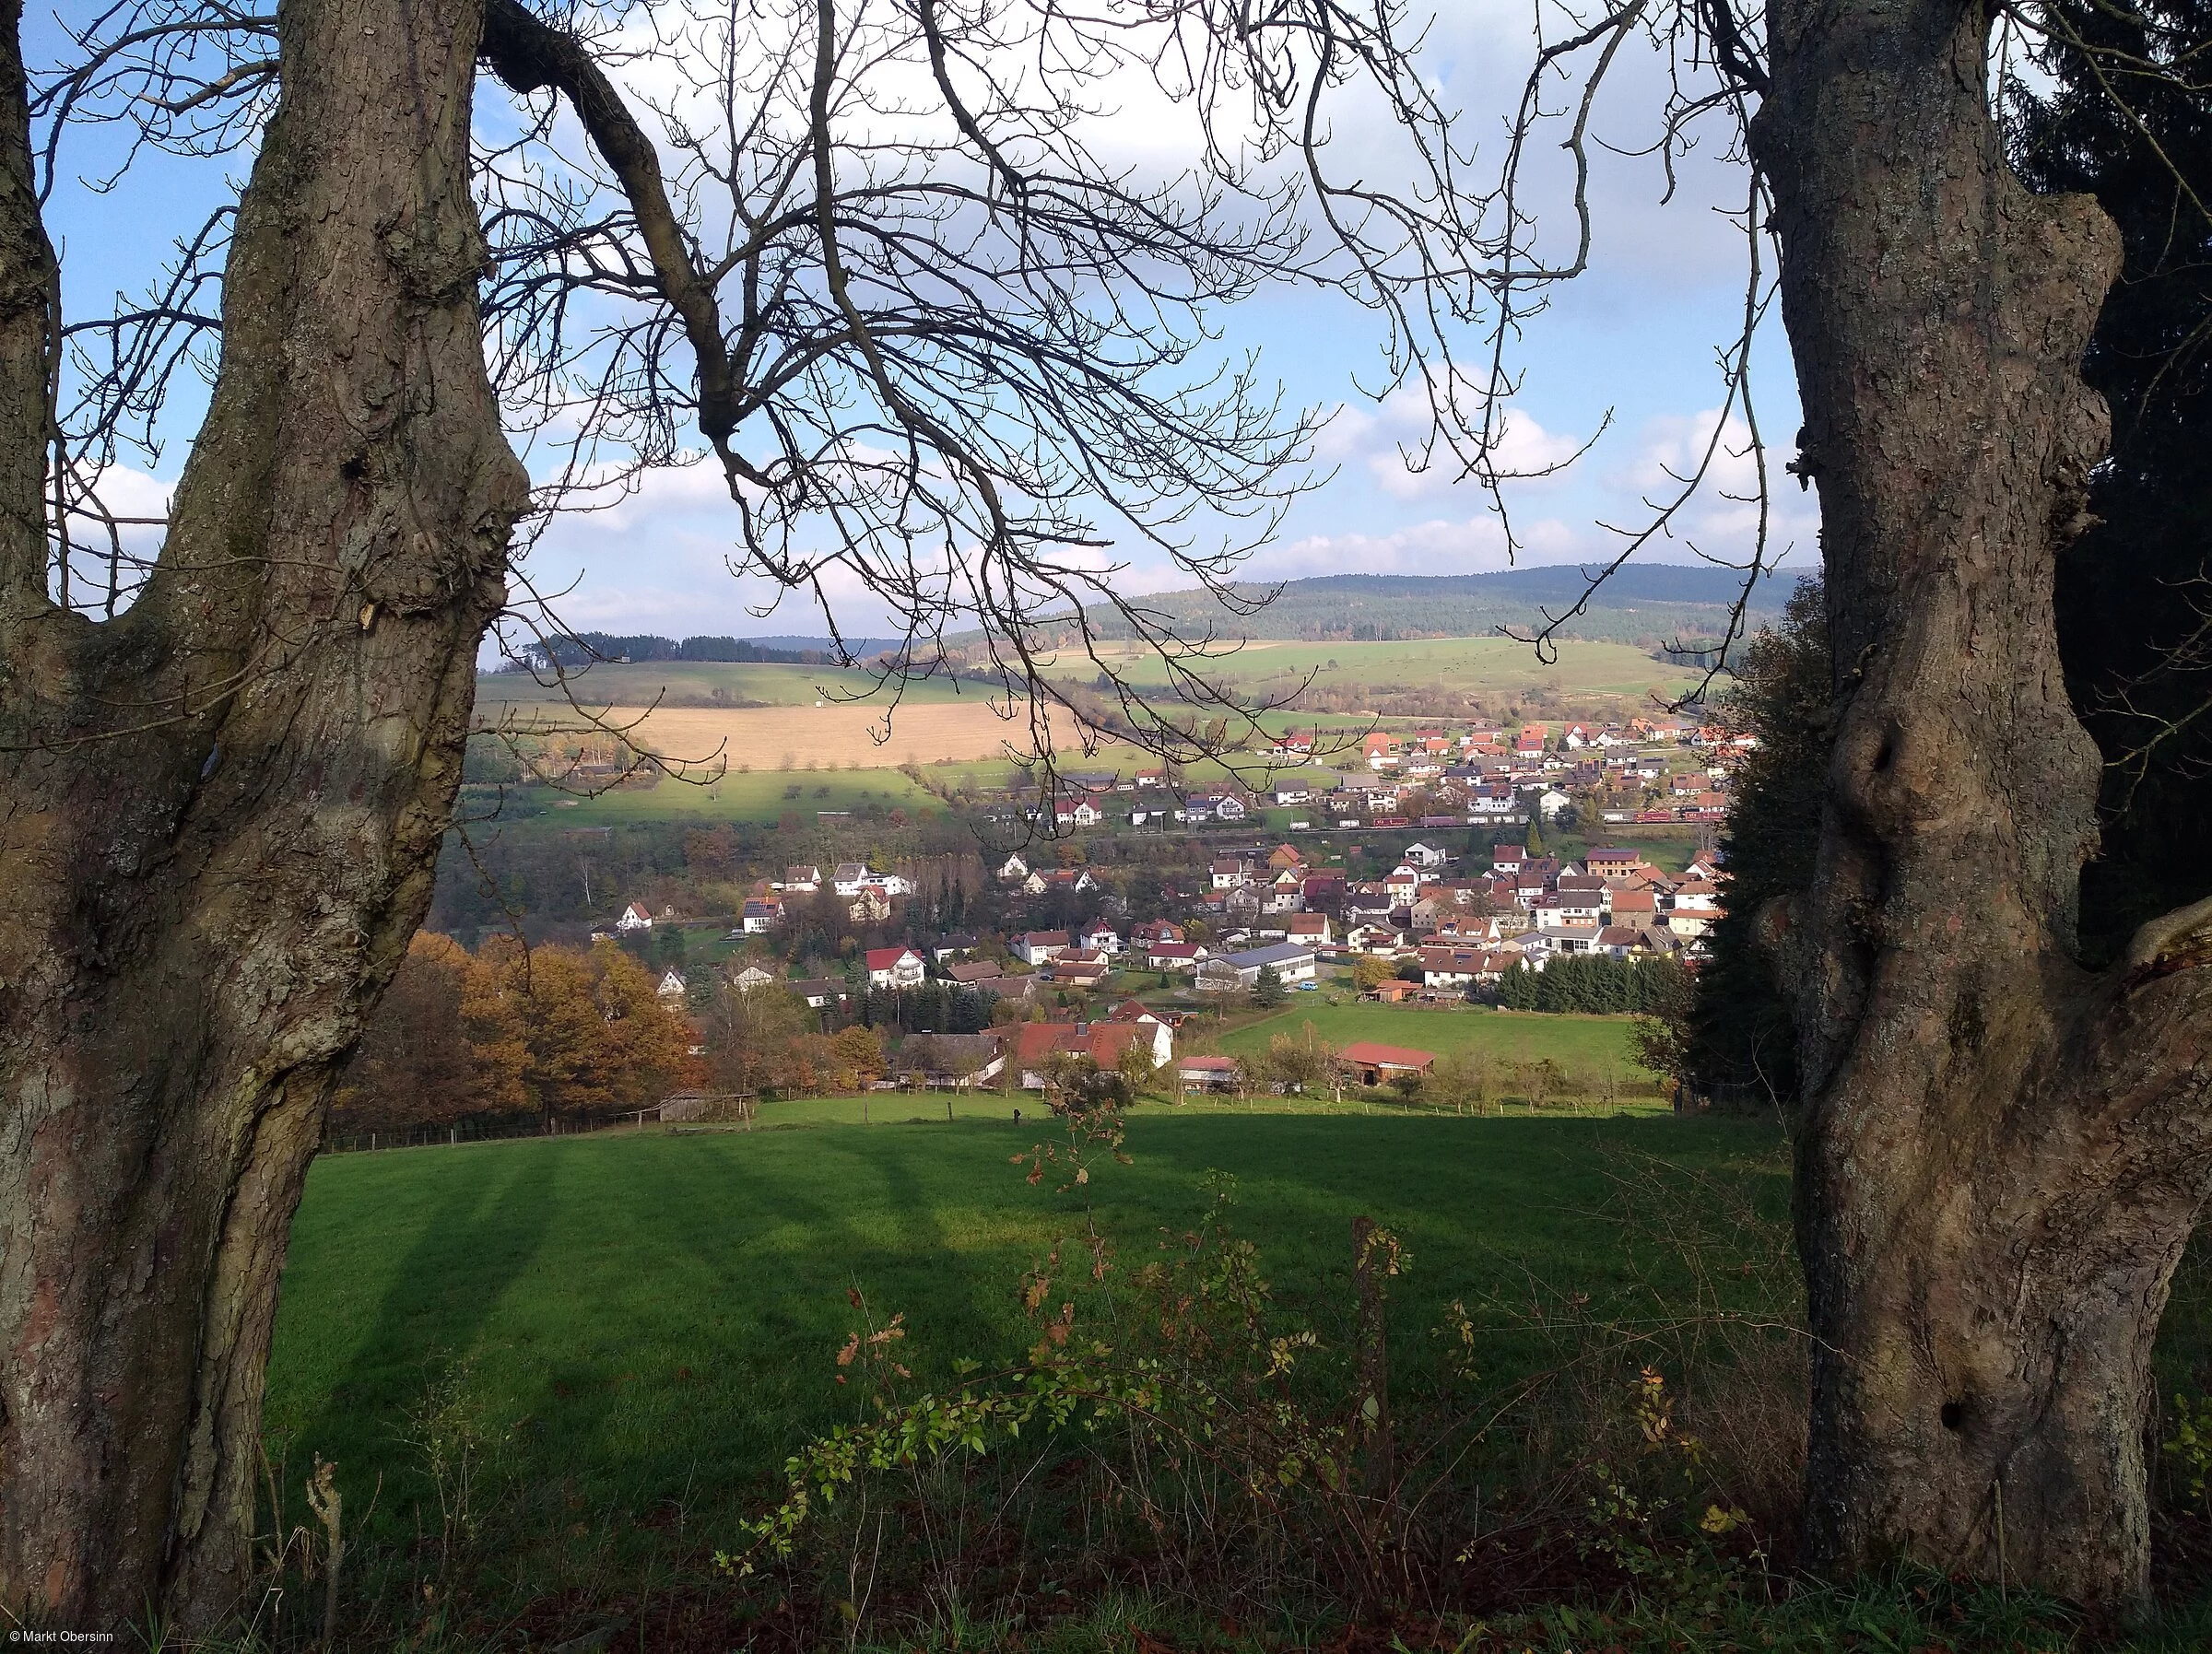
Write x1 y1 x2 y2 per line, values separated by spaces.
1075 563 1800 644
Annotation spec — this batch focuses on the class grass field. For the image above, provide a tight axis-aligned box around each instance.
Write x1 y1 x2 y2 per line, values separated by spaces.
260 1108 2212 1646
1205 1003 1659 1078
523 763 954 824
266 1111 1778 1551
477 661 973 708
1082 635 1702 704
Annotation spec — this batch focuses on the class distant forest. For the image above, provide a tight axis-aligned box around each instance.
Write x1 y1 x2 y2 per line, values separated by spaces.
1054 565 1794 646
513 567 1793 671
519 633 830 669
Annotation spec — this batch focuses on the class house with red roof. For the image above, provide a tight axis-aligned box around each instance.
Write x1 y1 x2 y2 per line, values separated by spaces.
1337 1041 1439 1086
865 946 926 990
1007 1018 1172 1087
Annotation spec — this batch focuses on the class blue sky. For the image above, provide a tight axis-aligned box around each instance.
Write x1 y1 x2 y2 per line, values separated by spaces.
38 3 1817 642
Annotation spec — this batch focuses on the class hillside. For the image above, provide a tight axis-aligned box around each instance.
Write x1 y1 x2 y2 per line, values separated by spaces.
1066 562 1798 645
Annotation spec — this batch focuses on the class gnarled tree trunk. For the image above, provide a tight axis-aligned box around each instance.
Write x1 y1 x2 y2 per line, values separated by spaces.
0 0 525 1630
1757 0 2212 1606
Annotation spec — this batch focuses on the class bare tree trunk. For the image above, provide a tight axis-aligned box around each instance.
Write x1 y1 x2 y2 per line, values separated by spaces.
0 0 525 1631
1758 0 2212 1605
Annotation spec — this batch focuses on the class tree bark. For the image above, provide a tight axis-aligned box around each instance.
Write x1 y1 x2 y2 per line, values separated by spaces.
0 0 525 1631
1756 0 2212 1605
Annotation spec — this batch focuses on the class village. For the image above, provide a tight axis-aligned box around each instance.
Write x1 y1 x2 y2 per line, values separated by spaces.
583 715 1738 1108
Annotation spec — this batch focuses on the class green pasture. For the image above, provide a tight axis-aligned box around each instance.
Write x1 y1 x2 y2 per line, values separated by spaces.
1205 1003 1658 1077
519 764 953 825
260 1105 2212 1644
476 660 971 710
1083 635 1701 704
265 1111 1781 1554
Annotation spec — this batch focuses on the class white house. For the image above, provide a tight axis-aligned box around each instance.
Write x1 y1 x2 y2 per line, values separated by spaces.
616 901 653 933
998 852 1030 882
657 968 687 999
1402 841 1450 869
832 862 875 897
1078 921 1124 956
1014 930 1072 966
741 896 782 933
781 865 822 892
1521 924 1602 965
865 946 927 990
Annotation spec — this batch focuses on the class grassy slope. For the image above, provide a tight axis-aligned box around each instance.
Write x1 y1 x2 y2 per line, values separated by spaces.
1083 635 1702 701
479 639 1702 721
265 1113 1778 1540
477 662 971 708
1204 1003 1656 1075
521 765 955 825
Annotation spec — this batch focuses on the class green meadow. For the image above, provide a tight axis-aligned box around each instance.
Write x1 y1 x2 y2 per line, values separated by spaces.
516 763 958 825
1206 1002 1659 1077
265 1111 1781 1548
1083 634 1703 703
258 1105 2212 1645
476 660 973 709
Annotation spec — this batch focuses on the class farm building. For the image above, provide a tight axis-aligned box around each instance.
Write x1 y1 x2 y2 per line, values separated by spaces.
1177 1055 1241 1092
1337 1042 1438 1086
1193 942 1318 992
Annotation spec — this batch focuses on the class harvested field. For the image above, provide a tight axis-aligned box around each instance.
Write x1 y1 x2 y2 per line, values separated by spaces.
482 698 1083 771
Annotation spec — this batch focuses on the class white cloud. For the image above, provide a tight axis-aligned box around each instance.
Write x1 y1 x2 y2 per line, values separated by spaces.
1315 387 1583 504
1606 408 1819 567
1248 510 1583 579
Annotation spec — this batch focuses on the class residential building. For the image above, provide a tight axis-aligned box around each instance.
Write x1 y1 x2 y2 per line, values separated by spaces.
865 946 927 990
1671 879 1721 911
1007 1018 1173 1088
1585 847 1641 881
1014 930 1072 965
1185 793 1248 821
616 901 653 932
1078 921 1124 955
789 978 853 1012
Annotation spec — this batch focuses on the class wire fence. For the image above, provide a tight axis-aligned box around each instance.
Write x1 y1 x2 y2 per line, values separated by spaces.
319 1117 605 1155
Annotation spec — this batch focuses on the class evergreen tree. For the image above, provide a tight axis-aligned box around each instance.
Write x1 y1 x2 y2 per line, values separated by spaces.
1680 578 1829 1106
2012 0 2212 962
